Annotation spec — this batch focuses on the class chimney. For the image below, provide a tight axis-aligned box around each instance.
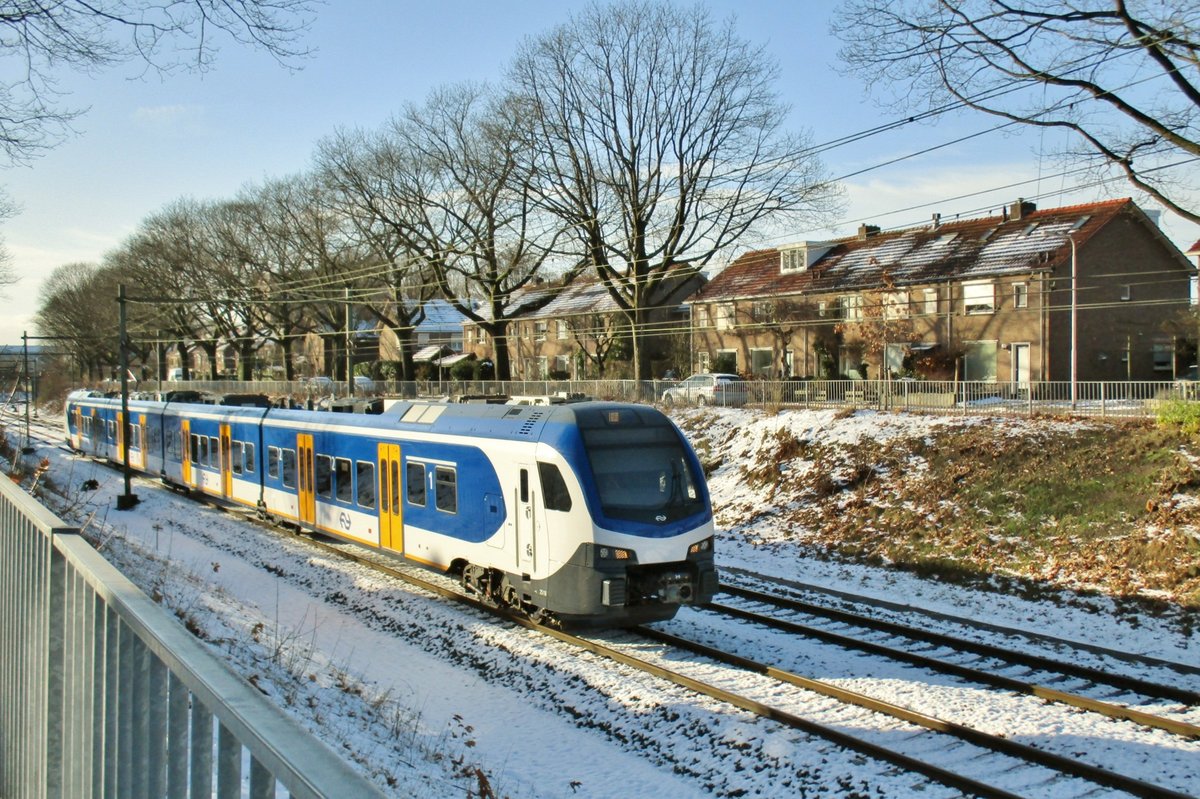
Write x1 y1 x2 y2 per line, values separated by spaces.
858 224 880 241
1009 198 1037 220
931 213 941 229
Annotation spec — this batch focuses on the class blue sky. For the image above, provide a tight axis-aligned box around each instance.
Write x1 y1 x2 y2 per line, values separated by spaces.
0 0 1194 346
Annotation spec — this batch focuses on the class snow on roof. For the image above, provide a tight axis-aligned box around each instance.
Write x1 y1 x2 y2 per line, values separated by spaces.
695 198 1143 302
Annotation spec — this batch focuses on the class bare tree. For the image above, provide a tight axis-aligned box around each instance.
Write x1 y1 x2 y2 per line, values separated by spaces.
35 261 123 380
0 0 316 164
833 0 1200 224
511 0 842 379
115 199 221 380
317 83 577 380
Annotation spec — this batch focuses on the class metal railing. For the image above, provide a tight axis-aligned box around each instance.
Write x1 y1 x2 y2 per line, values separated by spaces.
122 377 1198 418
0 472 386 799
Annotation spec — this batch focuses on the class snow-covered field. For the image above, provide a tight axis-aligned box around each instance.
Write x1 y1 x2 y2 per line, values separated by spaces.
11 406 1200 797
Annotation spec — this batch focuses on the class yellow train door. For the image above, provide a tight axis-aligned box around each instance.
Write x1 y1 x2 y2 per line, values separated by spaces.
297 434 316 527
181 419 192 486
219 424 233 499
72 407 82 449
137 413 148 470
378 443 402 552
116 411 125 462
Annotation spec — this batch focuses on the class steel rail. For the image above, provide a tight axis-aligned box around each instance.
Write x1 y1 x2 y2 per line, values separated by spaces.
720 566 1200 679
637 626 1194 799
708 599 1200 739
722 583 1200 705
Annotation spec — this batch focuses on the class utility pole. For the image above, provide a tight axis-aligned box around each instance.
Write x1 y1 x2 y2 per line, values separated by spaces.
345 286 354 397
20 332 33 454
116 284 139 510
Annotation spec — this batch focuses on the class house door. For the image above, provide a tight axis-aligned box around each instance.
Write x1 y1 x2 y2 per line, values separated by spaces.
297 434 316 527
378 443 402 552
1011 344 1030 394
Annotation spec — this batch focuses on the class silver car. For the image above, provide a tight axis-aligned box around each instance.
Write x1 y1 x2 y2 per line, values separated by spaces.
661 373 749 407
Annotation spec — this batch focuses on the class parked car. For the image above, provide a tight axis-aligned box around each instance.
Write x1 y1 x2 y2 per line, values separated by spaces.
661 373 749 407
306 376 335 393
353 375 376 392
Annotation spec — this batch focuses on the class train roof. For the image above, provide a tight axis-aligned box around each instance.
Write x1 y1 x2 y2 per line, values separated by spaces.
260 399 672 442
68 393 677 445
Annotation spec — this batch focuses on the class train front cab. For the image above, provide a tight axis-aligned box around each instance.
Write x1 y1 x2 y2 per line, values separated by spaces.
538 404 720 627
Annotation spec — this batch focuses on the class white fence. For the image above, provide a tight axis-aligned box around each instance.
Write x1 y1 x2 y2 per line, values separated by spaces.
0 472 386 799
132 378 1198 419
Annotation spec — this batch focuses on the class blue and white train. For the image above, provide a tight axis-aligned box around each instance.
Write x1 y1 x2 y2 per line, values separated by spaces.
64 391 719 625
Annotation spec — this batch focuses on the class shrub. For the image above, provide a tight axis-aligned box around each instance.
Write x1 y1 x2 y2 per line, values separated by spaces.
1156 398 1200 434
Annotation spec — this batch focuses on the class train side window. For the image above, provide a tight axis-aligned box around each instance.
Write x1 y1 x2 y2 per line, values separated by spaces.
435 466 457 514
281 449 297 488
268 446 280 479
520 470 529 503
231 441 244 475
335 458 353 503
243 443 255 473
406 462 426 506
538 462 573 512
356 461 375 509
315 455 333 499
130 424 141 451
209 437 219 468
198 436 209 467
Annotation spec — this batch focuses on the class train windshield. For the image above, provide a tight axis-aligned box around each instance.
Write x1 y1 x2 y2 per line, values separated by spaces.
578 409 705 524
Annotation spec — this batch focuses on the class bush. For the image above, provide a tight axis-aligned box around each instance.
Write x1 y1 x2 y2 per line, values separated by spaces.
1156 398 1200 434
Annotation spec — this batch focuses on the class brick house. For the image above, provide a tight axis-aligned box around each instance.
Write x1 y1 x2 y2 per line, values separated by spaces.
463 271 705 379
689 198 1195 383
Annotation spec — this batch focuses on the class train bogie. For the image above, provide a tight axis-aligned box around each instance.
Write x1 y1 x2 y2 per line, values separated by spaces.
64 393 718 626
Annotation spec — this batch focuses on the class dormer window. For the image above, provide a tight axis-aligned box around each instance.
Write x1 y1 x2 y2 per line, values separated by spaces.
780 242 831 274
781 247 807 274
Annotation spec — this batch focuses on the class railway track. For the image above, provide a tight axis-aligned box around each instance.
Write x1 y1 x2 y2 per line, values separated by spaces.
15 409 1200 798
280 534 1200 798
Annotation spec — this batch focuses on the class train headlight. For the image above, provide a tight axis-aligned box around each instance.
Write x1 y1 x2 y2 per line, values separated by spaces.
688 537 714 555
597 546 632 560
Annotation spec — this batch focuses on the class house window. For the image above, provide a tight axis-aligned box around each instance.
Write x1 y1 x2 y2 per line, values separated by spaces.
1153 342 1173 371
750 348 773 377
963 340 998 381
554 354 571 375
557 321 569 340
883 291 908 320
818 300 828 318
923 289 939 316
1013 283 1028 309
534 321 548 342
694 305 711 329
962 281 995 314
840 295 863 322
884 343 907 377
698 351 711 373
716 304 736 331
1120 284 1132 301
780 248 806 273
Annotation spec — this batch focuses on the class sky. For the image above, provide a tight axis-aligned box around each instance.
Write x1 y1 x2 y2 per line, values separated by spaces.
1 0 1197 347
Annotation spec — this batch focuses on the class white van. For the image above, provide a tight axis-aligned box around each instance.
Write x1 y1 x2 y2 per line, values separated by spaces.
167 368 185 381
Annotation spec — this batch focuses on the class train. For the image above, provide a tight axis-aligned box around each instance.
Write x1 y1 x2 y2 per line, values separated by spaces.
64 390 719 626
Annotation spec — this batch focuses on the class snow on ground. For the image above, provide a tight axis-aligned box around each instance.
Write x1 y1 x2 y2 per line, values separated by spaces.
9 405 1200 797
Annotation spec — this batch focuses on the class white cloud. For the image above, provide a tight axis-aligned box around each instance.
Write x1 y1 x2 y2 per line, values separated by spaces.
132 104 205 128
